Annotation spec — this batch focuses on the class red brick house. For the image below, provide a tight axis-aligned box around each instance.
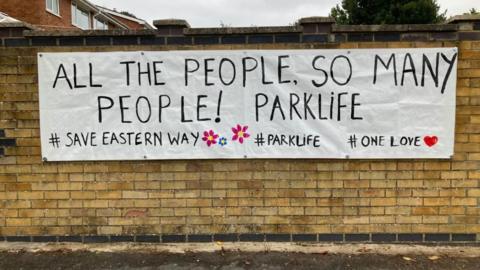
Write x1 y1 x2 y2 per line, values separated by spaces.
0 0 150 30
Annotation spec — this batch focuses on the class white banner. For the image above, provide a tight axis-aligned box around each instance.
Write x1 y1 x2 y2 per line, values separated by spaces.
38 48 457 161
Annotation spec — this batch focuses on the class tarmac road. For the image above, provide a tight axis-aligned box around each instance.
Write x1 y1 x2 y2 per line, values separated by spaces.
1 249 480 270
1 242 480 270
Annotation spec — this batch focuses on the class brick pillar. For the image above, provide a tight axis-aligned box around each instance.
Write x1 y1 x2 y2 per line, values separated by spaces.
153 19 190 36
298 16 335 34
447 14 480 31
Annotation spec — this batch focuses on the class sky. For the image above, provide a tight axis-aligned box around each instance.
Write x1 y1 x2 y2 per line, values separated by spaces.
93 0 479 27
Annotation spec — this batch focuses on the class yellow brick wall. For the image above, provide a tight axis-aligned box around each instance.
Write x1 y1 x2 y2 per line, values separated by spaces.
0 41 479 236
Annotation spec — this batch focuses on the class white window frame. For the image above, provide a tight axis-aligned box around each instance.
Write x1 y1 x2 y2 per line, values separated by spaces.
94 18 108 30
71 1 91 30
46 0 60 16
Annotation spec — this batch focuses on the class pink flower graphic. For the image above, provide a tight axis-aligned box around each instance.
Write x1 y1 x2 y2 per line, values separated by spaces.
232 124 250 144
202 130 219 147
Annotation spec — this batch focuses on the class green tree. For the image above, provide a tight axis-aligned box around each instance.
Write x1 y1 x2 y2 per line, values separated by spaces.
330 0 446 24
468 8 478 15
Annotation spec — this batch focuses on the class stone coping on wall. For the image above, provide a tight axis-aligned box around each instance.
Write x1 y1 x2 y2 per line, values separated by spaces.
23 29 158 37
0 30 477 48
184 26 301 35
18 24 466 37
331 24 458 33
298 16 336 24
0 15 475 47
153 19 190 28
0 15 474 42
448 14 480 23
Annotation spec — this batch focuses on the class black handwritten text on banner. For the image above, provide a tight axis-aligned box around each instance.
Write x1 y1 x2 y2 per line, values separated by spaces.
37 49 457 161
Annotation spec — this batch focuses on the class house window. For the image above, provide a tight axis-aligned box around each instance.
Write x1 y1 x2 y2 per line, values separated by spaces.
46 0 60 15
94 18 108 30
71 2 90 29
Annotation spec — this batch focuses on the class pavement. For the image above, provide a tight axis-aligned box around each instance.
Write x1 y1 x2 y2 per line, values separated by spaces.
0 242 479 269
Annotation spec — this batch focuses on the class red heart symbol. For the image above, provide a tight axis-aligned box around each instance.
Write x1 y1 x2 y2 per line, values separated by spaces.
424 136 438 147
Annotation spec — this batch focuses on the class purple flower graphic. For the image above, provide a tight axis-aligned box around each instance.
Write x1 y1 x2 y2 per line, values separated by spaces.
202 130 219 147
232 124 250 144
